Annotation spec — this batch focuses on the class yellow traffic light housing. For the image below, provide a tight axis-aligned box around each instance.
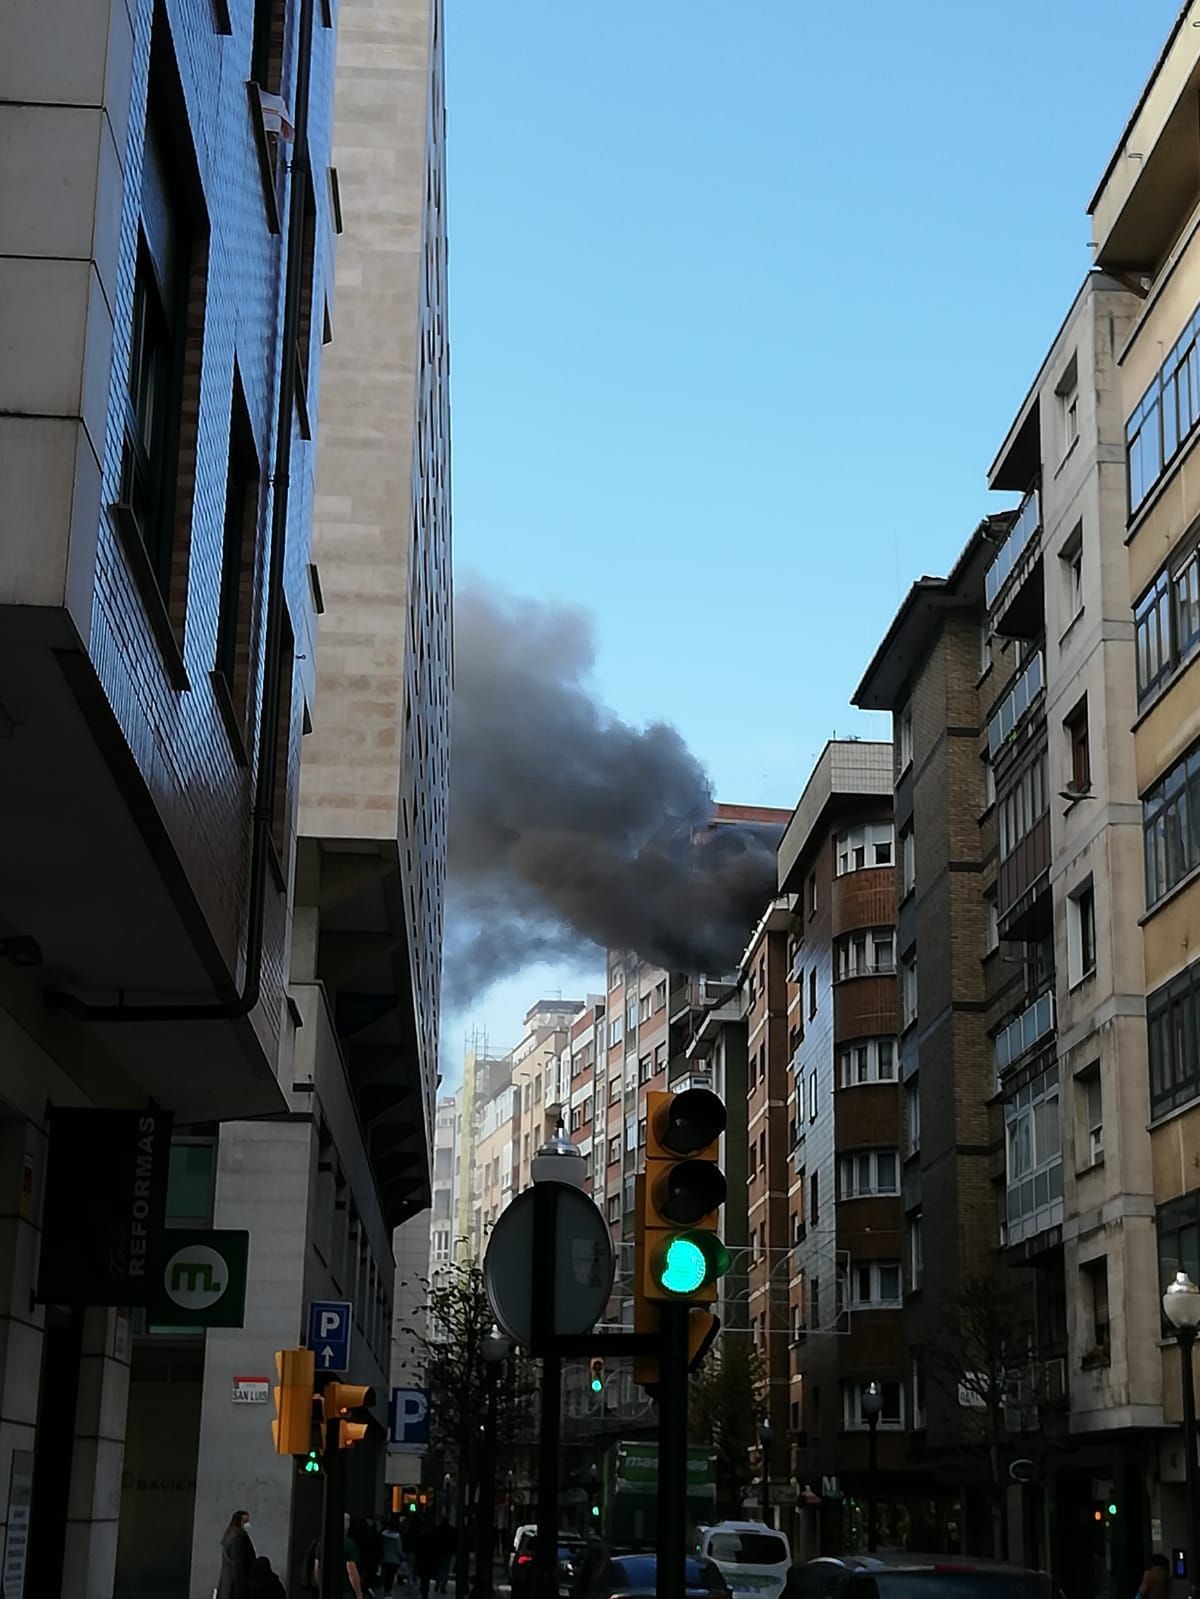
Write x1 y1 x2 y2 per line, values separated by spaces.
641 1089 729 1304
273 1347 316 1455
322 1380 375 1448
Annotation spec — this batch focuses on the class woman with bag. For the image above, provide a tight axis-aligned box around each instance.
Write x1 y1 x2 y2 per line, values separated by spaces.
215 1509 256 1599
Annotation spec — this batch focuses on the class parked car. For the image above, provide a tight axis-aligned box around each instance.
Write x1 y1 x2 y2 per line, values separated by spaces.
783 1554 1052 1599
509 1526 585 1599
700 1520 792 1597
573 1551 732 1598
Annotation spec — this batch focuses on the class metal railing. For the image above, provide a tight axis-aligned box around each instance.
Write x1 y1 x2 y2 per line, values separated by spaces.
995 989 1055 1078
987 651 1044 755
985 488 1041 607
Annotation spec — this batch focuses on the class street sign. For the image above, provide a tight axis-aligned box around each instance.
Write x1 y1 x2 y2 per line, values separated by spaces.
484 1185 615 1348
307 1299 352 1371
232 1377 270 1404
389 1387 431 1447
146 1230 250 1328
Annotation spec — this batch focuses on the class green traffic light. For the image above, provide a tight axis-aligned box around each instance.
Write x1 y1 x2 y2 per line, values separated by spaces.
304 1452 321 1475
409 1501 418 1513
590 1376 603 1393
660 1237 709 1294
1107 1503 1118 1517
591 1504 600 1519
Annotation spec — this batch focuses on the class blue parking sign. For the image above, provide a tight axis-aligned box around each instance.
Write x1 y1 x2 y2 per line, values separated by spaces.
307 1300 352 1372
389 1387 430 1447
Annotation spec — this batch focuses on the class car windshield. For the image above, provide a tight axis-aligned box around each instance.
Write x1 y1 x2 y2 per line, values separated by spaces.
609 1556 726 1589
848 1573 1046 1599
710 1533 790 1565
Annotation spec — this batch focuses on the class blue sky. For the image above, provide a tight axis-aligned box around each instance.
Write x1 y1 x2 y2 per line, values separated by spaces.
439 0 1181 1078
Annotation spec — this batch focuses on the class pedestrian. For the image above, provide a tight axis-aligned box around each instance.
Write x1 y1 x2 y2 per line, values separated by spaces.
353 1515 383 1594
216 1510 256 1599
1139 1555 1171 1599
433 1518 455 1594
413 1519 439 1599
380 1515 405 1594
244 1556 287 1599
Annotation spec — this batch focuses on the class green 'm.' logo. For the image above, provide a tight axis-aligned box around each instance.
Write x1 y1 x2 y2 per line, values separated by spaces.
164 1245 227 1311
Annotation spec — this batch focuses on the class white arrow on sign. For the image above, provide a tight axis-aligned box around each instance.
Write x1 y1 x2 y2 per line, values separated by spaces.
319 1346 336 1368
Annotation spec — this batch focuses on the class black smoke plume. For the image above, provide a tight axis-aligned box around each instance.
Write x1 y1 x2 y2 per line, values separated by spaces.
444 585 782 1006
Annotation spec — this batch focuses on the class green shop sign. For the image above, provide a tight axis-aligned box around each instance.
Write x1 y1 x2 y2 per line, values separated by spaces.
147 1229 250 1328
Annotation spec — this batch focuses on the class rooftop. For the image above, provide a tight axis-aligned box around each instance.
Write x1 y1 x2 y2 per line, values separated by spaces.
777 741 893 895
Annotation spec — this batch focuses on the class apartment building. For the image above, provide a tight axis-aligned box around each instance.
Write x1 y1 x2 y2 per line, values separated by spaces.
430 1093 460 1274
564 1000 606 1201
511 999 584 1192
1085 11 1200 1568
2 0 339 1593
775 743 900 1558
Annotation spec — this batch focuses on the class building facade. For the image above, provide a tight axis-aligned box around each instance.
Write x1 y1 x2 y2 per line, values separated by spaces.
2 0 341 1592
776 742 901 1558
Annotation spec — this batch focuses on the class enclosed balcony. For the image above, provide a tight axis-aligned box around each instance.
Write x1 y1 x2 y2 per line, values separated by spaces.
985 490 1042 635
995 989 1056 1082
987 651 1045 758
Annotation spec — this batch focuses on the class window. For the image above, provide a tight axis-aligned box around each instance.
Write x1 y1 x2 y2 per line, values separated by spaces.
1081 1257 1110 1363
984 758 997 810
609 1076 621 1104
607 1136 621 1166
1147 956 1200 1119
850 1262 902 1306
269 610 295 857
845 1380 903 1429
997 751 1048 859
1057 353 1079 457
626 997 638 1032
1126 303 1200 517
654 1042 667 1074
1137 546 1200 705
1143 743 1200 908
214 374 260 745
835 930 894 979
808 1072 818 1124
609 1015 623 1048
166 1140 215 1223
639 992 652 1023
912 1359 926 1429
901 827 915 897
654 979 667 1012
251 0 286 90
838 1039 896 1087
979 624 991 678
909 1211 923 1290
810 1172 819 1227
638 1055 652 1085
899 704 914 771
1003 1067 1063 1245
835 823 894 875
1061 524 1083 620
749 1141 758 1179
905 1079 920 1156
609 963 624 990
637 1116 647 1148
985 894 999 953
1065 698 1090 793
1158 1190 1200 1310
808 874 818 919
809 970 818 1019
838 1150 899 1198
1068 881 1096 983
901 955 918 1029
607 1194 620 1223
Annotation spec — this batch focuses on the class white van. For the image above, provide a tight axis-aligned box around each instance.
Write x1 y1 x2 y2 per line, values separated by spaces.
700 1520 792 1598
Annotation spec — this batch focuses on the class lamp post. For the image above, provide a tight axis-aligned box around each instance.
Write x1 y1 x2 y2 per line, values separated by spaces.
1164 1273 1200 1589
532 1123 585 1599
861 1381 884 1553
474 1325 512 1599
758 1417 773 1529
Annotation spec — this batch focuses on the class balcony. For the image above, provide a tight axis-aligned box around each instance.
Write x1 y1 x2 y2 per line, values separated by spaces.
985 489 1042 627
994 990 1055 1080
986 652 1044 757
997 812 1051 937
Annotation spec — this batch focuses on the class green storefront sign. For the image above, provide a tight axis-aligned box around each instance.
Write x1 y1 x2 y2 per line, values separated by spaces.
146 1229 250 1328
614 1443 715 1495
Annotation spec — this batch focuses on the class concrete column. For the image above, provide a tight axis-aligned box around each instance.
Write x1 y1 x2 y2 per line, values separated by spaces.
62 1306 132 1599
0 1116 47 1589
188 1120 313 1599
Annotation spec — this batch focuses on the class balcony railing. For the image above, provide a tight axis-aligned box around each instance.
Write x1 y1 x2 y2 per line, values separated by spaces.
995 990 1055 1078
985 489 1041 608
987 652 1044 756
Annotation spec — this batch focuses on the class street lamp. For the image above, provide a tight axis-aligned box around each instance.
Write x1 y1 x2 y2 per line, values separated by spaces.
474 1325 512 1599
861 1381 885 1553
758 1417 773 1529
1164 1273 1200 1587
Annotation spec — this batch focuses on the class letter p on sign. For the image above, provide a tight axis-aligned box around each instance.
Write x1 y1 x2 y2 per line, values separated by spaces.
389 1387 430 1448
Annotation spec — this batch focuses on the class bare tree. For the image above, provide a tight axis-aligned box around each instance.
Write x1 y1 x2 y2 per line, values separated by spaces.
689 1336 766 1518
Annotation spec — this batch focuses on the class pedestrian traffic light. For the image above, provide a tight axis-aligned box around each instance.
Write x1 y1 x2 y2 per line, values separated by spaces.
322 1381 375 1448
641 1089 729 1303
303 1450 321 1475
272 1347 316 1455
589 1357 605 1395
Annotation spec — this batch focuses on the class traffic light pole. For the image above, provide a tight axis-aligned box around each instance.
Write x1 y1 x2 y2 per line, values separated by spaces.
532 1179 561 1599
320 1416 344 1599
656 1302 690 1599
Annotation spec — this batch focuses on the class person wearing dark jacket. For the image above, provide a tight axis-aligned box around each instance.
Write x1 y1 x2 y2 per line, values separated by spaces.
243 1556 287 1599
216 1511 256 1599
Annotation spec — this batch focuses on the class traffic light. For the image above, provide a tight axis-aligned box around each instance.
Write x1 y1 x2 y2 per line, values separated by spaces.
303 1450 321 1475
273 1347 316 1455
323 1381 376 1448
641 1089 729 1303
589 1358 605 1395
